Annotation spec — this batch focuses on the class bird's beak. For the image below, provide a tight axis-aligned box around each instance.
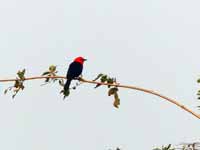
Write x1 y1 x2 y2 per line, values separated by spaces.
83 58 87 61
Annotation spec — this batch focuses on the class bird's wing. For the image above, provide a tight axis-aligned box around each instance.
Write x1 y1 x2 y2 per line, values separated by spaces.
67 62 83 79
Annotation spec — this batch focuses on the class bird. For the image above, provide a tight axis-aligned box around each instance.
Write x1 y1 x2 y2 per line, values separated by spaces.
64 56 87 92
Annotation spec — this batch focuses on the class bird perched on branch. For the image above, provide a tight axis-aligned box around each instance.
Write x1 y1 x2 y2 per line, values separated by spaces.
64 56 87 92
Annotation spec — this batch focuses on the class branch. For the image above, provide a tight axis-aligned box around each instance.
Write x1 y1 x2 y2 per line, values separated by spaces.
0 76 200 119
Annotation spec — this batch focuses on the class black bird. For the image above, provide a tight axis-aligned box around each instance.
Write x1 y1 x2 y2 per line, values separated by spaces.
64 56 87 91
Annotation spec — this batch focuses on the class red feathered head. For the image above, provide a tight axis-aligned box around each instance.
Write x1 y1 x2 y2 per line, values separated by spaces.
74 56 87 65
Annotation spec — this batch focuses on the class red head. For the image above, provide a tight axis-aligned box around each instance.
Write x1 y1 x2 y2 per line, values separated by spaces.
74 56 87 65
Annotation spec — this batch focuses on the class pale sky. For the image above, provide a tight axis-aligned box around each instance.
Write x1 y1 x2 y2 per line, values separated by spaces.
0 0 200 149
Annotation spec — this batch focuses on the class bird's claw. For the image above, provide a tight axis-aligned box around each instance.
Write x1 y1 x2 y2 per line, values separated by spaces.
74 76 84 81
74 77 80 80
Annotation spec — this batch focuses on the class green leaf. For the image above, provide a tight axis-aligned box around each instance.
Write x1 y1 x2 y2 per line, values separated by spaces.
45 78 50 83
107 78 114 88
58 79 64 86
153 144 175 150
93 73 103 81
166 144 171 150
100 75 108 82
72 86 76 90
113 93 120 108
22 69 26 75
53 79 57 82
197 78 200 83
94 75 108 88
93 73 121 108
14 80 20 88
49 65 56 72
12 94 16 99
21 85 25 90
108 87 118 96
42 71 50 76
12 89 19 99
107 78 114 83
94 83 101 88
4 89 8 95
60 89 70 99
17 69 26 80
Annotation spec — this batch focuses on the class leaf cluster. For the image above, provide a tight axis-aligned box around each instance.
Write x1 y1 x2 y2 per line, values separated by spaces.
93 74 120 108
42 65 58 83
3 67 121 107
42 65 69 98
42 65 65 87
4 69 26 98
153 144 175 150
197 78 200 109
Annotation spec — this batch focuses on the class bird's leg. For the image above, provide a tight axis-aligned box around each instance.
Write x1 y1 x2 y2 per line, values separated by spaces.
74 77 80 80
74 75 83 81
71 76 83 90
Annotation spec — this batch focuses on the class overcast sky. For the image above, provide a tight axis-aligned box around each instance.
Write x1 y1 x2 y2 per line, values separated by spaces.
0 0 200 149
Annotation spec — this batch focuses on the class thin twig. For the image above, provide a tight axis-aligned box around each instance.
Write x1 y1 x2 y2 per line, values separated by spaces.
0 76 199 119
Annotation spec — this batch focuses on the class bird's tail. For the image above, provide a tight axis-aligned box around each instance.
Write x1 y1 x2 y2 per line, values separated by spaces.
64 79 72 91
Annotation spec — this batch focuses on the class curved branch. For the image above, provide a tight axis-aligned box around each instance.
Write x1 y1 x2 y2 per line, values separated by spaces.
0 76 200 119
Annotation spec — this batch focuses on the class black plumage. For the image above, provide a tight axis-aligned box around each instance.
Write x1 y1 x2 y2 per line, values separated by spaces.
64 57 86 91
